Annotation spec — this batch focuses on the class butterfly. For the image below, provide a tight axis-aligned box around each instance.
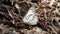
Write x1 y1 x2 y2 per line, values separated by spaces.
23 6 38 25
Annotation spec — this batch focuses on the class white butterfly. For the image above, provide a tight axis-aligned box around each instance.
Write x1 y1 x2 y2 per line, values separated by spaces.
23 6 38 25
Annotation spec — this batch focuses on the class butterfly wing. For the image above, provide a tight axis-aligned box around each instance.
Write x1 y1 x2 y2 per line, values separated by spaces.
23 6 38 25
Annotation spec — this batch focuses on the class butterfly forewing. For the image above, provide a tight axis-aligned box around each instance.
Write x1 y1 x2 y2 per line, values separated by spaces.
23 6 38 25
